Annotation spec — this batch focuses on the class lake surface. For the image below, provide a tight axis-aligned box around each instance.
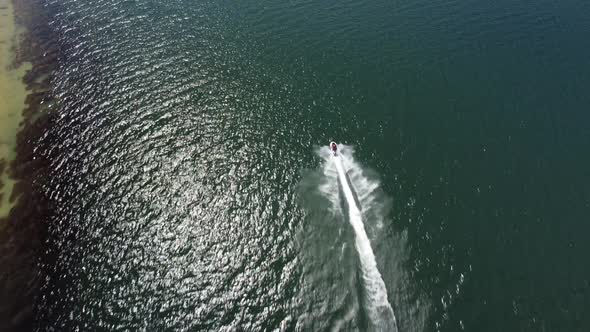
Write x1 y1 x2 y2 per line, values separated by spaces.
36 0 590 330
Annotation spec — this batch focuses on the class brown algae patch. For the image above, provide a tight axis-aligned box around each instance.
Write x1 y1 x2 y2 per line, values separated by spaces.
0 0 32 218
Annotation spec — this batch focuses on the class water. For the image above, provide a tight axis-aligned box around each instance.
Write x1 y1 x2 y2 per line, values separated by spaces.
34 0 590 331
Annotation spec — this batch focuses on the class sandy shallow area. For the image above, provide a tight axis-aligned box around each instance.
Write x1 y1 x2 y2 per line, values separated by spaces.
0 0 31 219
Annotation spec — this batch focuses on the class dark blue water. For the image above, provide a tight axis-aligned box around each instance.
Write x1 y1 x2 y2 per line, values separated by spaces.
36 0 590 330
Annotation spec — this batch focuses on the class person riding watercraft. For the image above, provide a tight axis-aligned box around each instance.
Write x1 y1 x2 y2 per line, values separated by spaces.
330 142 338 156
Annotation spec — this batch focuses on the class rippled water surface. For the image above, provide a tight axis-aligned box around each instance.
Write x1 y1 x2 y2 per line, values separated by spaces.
36 0 590 331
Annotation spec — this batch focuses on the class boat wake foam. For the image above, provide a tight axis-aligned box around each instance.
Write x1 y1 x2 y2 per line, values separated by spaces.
317 144 397 332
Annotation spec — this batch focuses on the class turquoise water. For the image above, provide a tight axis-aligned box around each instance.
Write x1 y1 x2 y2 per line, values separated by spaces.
36 0 590 330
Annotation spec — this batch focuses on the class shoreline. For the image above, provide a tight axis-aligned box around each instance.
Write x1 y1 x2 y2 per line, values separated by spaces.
0 0 31 219
0 0 59 330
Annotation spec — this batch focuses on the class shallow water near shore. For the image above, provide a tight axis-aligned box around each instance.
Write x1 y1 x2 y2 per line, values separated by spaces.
0 0 31 218
28 0 590 331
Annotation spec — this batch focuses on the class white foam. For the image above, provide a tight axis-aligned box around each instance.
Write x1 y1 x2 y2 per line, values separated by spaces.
319 145 397 331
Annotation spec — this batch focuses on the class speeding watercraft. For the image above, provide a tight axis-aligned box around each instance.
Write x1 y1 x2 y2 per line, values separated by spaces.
330 141 338 156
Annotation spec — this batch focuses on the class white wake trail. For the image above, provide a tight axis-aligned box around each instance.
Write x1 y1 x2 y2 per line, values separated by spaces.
332 152 398 332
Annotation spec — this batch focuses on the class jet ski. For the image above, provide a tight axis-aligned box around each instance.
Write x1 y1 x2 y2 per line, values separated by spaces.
330 142 338 156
